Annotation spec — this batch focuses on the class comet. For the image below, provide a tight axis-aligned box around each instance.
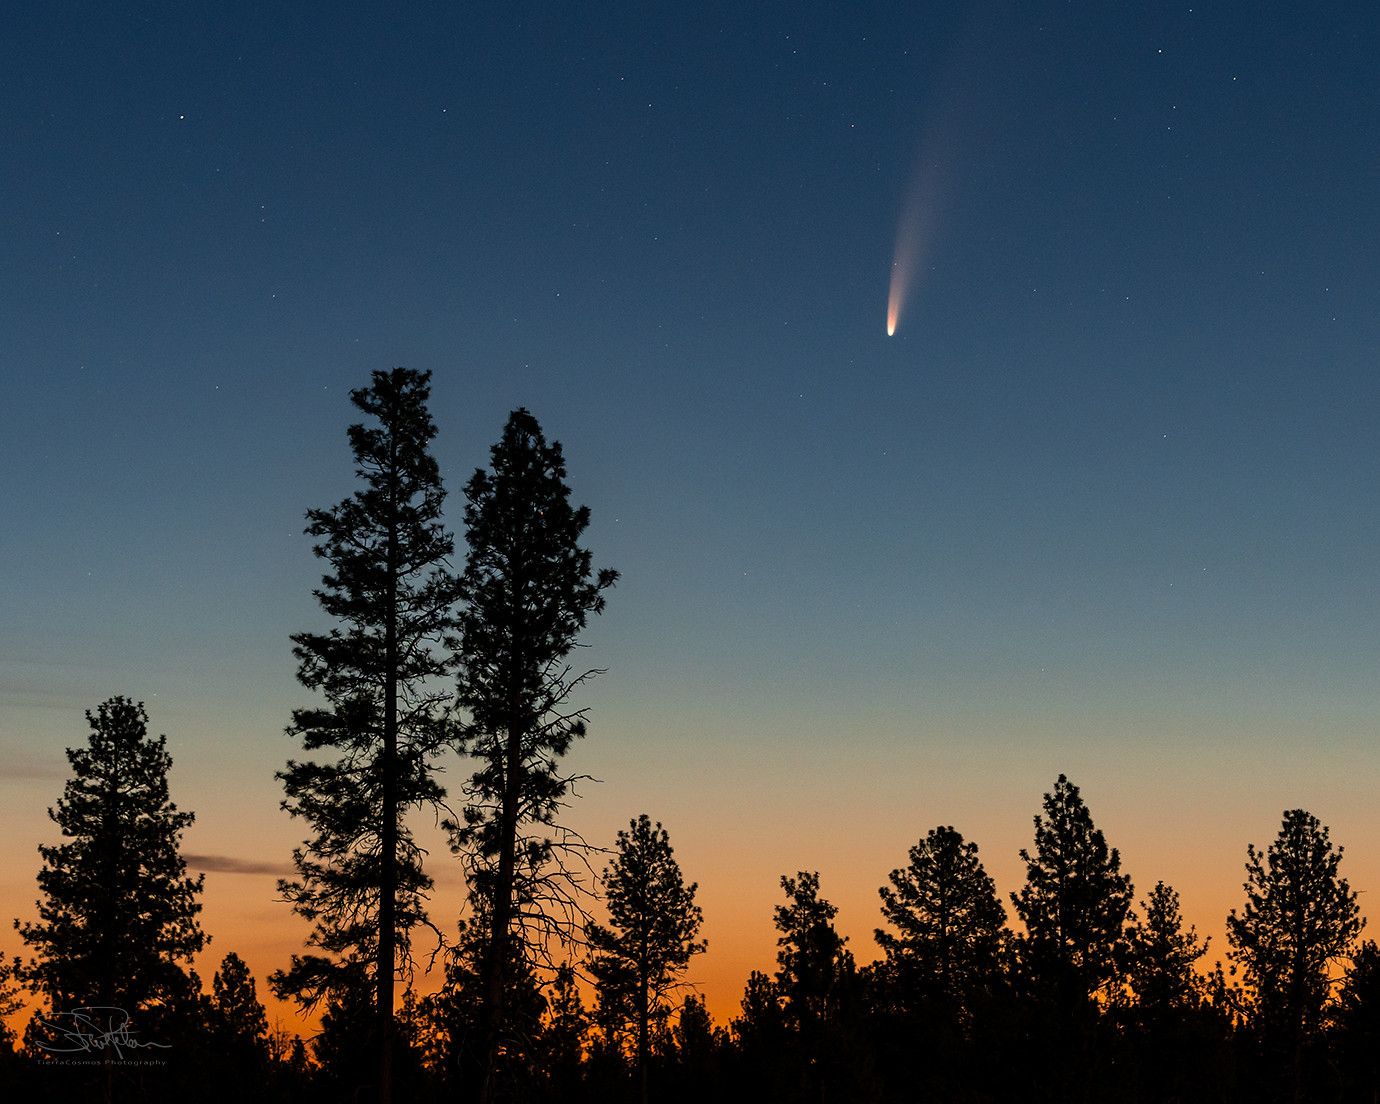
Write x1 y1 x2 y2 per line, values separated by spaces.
885 28 978 336
886 153 941 337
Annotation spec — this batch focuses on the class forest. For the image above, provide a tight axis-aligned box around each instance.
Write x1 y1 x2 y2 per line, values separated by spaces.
3 369 1377 1104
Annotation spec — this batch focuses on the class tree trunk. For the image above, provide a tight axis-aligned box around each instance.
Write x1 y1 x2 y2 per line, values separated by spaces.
479 708 524 1104
377 495 400 1104
637 979 650 1104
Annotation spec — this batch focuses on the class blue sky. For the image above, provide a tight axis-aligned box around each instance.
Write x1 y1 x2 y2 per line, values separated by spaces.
3 0 1379 1020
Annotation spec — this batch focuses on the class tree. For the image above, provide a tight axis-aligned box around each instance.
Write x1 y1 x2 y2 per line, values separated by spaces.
1011 774 1134 1009
728 971 788 1102
1227 809 1364 1100
731 969 786 1050
197 952 272 1101
586 814 705 1104
1331 940 1380 1104
0 954 23 1055
1008 776 1134 1101
274 367 462 1104
1118 881 1224 1104
534 963 589 1103
211 952 269 1059
775 871 854 1035
448 407 617 1103
875 825 1006 1020
667 995 724 1104
15 697 206 1017
772 872 865 1102
415 920 546 1100
1124 881 1208 1019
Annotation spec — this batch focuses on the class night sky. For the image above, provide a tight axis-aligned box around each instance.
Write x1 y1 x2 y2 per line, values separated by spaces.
4 1 1379 1025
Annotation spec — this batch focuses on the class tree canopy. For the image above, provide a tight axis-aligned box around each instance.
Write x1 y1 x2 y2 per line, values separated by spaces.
275 366 462 1102
16 696 205 1016
449 406 617 1103
875 824 1006 1019
1012 774 1134 1009
586 814 705 1103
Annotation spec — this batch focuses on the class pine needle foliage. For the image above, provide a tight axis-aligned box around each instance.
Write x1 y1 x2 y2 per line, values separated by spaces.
16 696 205 1014
1012 774 1134 1007
876 825 1007 1017
274 367 462 1100
586 815 705 1099
1227 809 1363 1050
448 407 616 1102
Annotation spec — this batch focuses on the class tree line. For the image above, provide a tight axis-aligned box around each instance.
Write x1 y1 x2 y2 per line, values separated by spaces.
3 369 1378 1102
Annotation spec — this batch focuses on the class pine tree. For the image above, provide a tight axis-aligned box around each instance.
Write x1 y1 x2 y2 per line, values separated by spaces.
1012 774 1133 1009
586 815 705 1104
1227 809 1363 1099
875 824 1007 1020
728 971 788 1102
535 963 588 1103
211 952 269 1058
0 955 23 1054
197 952 272 1100
448 407 616 1103
15 697 206 1017
1009 777 1134 1100
1118 881 1221 1103
773 872 864 1101
774 871 854 1036
1331 940 1380 1104
1125 881 1208 1018
274 367 462 1104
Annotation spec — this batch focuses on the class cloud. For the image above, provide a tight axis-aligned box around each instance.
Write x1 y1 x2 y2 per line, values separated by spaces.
185 855 295 876
0 754 68 781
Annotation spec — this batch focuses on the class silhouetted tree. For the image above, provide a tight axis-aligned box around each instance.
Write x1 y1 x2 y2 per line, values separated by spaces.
274 367 462 1103
419 918 547 1101
1227 809 1363 1102
448 407 617 1103
1124 881 1208 1018
1117 881 1226 1102
211 952 269 1064
586 814 705 1104
1331 940 1380 1104
875 824 1007 1021
775 872 852 1032
866 826 1010 1102
671 994 718 1065
0 955 20 1040
0 954 21 1090
1010 775 1133 1101
312 965 377 1095
1012 774 1133 1007
534 963 588 1103
15 697 206 1018
728 971 788 1102
773 871 865 1102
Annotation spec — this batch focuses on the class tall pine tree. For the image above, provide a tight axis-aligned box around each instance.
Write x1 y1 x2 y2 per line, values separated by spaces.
274 367 462 1104
1012 774 1134 1009
875 825 1007 1021
16 697 205 1015
586 814 705 1104
449 407 616 1104
1227 809 1363 1100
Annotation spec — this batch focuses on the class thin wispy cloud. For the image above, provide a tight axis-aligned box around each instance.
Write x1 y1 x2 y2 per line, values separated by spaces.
185 855 295 876
0 755 68 781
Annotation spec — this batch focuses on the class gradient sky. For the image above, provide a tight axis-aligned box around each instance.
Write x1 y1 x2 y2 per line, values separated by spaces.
4 1 1379 1031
